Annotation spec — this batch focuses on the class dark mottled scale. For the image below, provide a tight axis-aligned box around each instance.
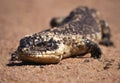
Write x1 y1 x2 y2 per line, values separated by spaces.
31 37 59 51
47 38 59 50
53 29 61 34
19 36 34 48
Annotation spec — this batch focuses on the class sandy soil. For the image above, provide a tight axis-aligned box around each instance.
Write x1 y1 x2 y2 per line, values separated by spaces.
0 0 120 83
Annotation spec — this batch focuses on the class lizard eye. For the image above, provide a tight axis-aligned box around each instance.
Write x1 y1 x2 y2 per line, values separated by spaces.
46 42 52 47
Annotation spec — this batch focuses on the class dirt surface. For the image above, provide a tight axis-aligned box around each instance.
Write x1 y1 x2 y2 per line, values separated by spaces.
0 0 120 83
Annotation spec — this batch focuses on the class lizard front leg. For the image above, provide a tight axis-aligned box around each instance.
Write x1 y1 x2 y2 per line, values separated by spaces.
82 39 102 59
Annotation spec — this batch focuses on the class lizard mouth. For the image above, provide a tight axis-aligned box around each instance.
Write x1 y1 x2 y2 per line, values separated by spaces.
10 46 61 64
18 46 57 56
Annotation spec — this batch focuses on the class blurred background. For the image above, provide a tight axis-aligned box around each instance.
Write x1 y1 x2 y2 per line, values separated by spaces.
0 0 119 34
0 0 120 83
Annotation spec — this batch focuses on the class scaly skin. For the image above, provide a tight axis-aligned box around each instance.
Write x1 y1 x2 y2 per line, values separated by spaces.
10 6 113 64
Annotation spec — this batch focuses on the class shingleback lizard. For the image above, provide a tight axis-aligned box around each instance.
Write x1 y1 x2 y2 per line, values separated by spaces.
10 6 113 64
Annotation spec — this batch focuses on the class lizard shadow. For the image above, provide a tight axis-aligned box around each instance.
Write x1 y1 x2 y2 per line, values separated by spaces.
7 56 90 67
7 61 50 67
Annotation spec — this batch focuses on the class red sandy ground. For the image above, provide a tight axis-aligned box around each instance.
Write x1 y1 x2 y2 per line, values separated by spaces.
0 0 120 83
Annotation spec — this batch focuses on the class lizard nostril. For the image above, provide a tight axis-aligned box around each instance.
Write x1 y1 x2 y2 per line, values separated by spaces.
11 52 18 61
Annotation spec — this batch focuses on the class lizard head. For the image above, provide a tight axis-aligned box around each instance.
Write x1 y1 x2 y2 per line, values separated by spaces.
10 34 62 63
